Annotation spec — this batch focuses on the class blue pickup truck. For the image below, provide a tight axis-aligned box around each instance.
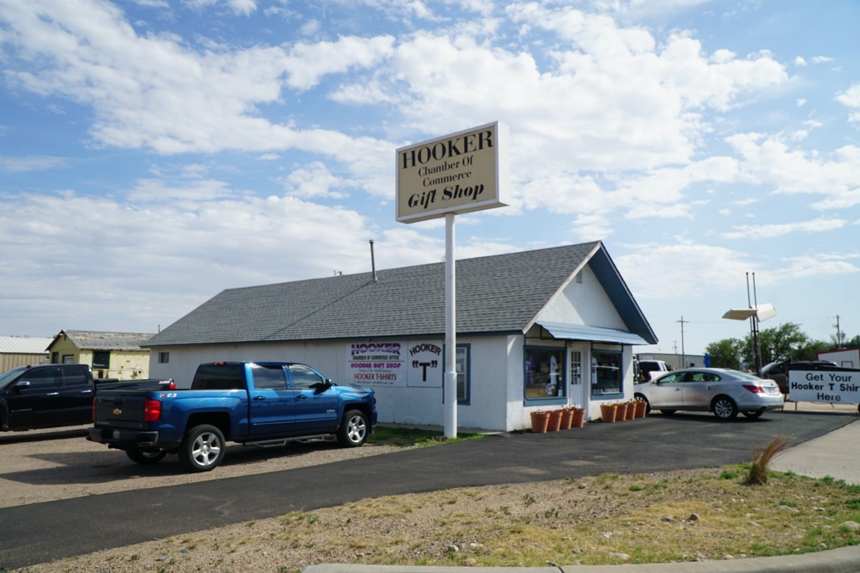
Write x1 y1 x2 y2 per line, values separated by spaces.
88 361 377 472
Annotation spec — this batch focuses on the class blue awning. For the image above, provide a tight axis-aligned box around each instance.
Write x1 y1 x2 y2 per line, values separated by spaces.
536 321 649 345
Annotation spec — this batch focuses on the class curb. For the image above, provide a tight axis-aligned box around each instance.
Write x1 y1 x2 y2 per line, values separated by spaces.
304 544 860 573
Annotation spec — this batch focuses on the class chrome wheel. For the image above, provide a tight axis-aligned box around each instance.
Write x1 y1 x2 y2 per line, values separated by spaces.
338 410 369 447
179 424 226 472
191 432 221 467
713 397 738 420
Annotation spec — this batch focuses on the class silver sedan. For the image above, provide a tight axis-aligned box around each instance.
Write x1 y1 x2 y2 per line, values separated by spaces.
633 368 784 420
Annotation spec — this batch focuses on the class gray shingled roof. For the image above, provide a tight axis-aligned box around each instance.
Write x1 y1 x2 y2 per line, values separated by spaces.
49 330 154 351
146 241 656 347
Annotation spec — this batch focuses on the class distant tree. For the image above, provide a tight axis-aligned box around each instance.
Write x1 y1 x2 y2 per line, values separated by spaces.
740 322 816 365
705 338 743 369
842 334 860 348
795 339 831 361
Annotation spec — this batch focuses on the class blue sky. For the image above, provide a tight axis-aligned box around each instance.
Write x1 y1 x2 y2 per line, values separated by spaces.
1 0 858 356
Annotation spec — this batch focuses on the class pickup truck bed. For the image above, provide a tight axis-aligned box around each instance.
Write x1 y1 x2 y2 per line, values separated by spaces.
88 361 377 472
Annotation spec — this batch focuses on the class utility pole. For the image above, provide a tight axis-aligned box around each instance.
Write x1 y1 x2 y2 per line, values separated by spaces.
677 316 688 369
835 315 845 348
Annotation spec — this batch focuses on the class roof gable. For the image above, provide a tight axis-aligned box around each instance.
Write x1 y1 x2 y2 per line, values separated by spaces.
146 241 656 347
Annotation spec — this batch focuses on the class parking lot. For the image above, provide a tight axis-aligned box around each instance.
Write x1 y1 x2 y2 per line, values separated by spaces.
0 405 856 569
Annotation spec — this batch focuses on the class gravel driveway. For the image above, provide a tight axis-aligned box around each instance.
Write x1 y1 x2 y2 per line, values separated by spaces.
0 425 402 509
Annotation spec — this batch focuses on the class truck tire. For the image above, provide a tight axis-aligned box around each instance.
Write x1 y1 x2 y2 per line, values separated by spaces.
179 424 226 472
337 410 369 448
126 448 167 465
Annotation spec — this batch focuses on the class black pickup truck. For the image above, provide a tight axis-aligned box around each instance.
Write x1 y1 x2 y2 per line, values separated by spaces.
0 363 173 432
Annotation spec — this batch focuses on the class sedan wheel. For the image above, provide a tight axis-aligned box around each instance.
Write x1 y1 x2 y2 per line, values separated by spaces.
634 394 650 414
713 396 738 420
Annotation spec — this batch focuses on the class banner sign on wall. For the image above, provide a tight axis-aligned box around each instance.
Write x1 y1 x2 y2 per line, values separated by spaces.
346 341 444 388
788 369 860 404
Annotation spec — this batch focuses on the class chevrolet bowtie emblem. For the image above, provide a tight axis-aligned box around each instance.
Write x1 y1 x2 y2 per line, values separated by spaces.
113 409 122 415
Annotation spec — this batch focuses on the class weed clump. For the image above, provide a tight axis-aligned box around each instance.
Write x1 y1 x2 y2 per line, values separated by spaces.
746 436 790 485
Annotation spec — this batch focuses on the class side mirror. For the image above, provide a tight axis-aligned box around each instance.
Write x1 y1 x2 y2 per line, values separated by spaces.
14 380 31 392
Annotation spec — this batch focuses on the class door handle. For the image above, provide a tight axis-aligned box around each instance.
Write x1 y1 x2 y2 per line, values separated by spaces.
80 389 93 394
47 392 59 396
253 395 266 401
296 395 307 400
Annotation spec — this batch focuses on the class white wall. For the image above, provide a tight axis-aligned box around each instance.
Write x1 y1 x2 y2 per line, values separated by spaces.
148 335 518 431
537 264 626 329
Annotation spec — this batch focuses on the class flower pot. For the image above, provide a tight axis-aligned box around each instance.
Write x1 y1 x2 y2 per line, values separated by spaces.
625 402 636 420
634 400 647 418
600 403 617 423
571 407 586 428
548 410 563 432
560 409 574 430
615 402 628 421
530 411 550 433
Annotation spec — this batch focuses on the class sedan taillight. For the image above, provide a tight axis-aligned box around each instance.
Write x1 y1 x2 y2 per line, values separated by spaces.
143 399 162 422
742 384 764 394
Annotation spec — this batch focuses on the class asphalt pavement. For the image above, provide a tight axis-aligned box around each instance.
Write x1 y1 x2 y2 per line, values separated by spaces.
0 407 857 570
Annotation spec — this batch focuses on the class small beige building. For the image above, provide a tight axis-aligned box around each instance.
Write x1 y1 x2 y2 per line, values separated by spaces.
47 330 154 380
0 336 53 372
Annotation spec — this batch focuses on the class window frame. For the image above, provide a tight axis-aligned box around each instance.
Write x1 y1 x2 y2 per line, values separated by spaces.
523 344 567 405
590 349 624 399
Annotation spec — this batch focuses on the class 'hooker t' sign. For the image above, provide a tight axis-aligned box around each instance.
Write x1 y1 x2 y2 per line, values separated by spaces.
396 121 510 223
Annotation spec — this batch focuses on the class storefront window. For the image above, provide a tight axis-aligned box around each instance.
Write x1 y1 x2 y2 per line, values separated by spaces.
524 347 565 401
591 350 623 397
456 345 470 404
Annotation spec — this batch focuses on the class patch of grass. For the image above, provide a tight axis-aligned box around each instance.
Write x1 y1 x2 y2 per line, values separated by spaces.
720 470 739 480
629 485 645 492
746 436 790 485
368 426 485 447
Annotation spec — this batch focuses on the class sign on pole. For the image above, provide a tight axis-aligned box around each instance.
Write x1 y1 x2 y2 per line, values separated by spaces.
396 121 509 223
395 121 509 438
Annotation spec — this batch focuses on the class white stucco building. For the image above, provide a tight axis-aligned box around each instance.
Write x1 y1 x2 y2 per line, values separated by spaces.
144 241 657 431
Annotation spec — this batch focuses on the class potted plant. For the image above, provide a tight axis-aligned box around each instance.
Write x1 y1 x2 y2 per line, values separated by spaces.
600 402 618 423
560 407 574 429
548 409 563 432
530 410 550 433
571 406 586 428
634 399 647 418
615 401 628 421
625 401 636 420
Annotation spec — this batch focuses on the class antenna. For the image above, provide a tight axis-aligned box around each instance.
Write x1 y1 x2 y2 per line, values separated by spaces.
369 240 378 283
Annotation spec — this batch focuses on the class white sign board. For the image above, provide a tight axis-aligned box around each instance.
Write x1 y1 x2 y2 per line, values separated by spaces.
396 121 509 223
788 369 860 404
346 341 444 387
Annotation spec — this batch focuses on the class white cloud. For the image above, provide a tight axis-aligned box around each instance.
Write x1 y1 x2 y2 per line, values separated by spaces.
794 56 807 66
722 217 847 240
281 162 350 199
726 133 860 209
182 0 257 16
0 155 66 172
615 242 754 299
836 84 860 123
779 254 860 279
811 56 834 64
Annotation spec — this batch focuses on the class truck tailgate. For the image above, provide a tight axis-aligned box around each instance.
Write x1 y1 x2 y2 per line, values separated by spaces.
93 393 150 430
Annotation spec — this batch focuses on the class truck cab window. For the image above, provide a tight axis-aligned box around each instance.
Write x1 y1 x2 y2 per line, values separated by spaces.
251 365 287 390
20 368 61 390
289 365 324 389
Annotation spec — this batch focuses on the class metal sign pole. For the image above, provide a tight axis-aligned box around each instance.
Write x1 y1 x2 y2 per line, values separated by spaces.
444 212 457 438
